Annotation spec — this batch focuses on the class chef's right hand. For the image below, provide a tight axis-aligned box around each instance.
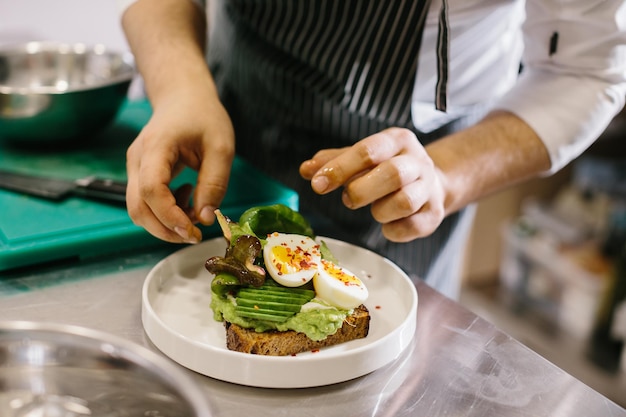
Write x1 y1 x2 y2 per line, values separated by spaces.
125 91 235 244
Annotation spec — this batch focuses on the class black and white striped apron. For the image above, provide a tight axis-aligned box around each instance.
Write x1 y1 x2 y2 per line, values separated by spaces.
208 0 476 299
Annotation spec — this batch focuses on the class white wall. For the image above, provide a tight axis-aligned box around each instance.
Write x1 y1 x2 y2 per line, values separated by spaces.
0 0 129 51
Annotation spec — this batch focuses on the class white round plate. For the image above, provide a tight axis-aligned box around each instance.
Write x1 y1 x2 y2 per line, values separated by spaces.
142 236 418 388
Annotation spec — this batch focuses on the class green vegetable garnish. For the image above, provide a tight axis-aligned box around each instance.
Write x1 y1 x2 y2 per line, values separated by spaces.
238 204 315 240
206 204 350 341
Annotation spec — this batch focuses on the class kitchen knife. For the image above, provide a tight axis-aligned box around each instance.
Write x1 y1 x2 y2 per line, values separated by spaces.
0 169 127 204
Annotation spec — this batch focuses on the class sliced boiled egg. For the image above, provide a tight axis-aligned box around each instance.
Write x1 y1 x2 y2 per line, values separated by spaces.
263 232 322 287
313 259 368 310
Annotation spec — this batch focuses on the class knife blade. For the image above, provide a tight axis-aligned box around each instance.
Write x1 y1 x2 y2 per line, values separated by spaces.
0 169 127 204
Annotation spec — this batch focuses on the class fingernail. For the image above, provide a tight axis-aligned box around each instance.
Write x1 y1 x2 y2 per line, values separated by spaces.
199 206 215 224
175 226 200 244
311 175 329 193
189 228 201 244
174 226 190 241
342 191 353 208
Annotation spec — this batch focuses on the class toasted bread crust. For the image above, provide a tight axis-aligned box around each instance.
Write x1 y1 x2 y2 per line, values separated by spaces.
225 305 370 356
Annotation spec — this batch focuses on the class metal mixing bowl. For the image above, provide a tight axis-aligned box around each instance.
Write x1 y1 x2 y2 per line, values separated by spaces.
0 42 134 144
0 321 213 417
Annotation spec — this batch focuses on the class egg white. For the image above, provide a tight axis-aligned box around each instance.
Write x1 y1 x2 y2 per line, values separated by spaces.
263 233 321 287
313 259 368 310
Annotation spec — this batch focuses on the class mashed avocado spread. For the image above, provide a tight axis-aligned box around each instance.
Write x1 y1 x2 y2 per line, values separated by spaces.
211 295 351 341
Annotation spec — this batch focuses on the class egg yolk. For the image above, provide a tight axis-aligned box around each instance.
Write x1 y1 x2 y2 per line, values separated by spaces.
269 241 319 275
320 259 362 286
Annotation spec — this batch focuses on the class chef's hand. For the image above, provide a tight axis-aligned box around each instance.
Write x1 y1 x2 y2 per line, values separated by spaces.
299 128 447 242
126 93 235 244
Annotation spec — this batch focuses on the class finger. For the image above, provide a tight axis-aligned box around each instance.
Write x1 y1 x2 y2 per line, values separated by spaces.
341 154 421 209
194 143 234 225
141 183 201 243
126 173 196 243
369 180 430 224
135 143 201 243
133 203 197 243
310 128 417 194
299 148 346 179
381 203 445 242
126 140 187 242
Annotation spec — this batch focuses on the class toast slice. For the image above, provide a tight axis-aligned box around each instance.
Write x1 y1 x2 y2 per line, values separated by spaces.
225 305 370 356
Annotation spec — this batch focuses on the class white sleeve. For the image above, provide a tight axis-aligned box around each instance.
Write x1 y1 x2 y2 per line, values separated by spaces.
492 0 626 175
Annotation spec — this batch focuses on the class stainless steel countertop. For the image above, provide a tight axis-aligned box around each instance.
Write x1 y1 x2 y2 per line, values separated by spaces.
1 247 624 417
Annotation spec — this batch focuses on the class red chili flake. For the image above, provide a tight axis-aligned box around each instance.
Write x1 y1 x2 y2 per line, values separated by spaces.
375 305 381 310
311 349 320 353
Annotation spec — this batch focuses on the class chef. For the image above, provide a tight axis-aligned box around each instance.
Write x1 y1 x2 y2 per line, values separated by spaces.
118 0 626 299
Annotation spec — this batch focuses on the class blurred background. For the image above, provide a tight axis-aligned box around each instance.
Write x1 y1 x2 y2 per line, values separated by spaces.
461 118 626 407
2 0 625 408
0 1 129 54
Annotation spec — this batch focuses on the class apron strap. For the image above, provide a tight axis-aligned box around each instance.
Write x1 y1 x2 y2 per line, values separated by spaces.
435 0 449 112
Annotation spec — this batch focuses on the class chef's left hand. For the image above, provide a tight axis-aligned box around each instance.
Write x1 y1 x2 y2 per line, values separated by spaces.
299 128 447 242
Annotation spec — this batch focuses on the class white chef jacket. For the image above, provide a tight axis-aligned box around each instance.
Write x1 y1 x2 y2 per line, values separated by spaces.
414 0 626 174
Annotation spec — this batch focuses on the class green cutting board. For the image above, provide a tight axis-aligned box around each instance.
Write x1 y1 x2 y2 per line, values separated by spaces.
0 99 298 272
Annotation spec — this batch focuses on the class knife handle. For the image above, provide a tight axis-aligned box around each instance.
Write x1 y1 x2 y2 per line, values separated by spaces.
75 177 127 203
